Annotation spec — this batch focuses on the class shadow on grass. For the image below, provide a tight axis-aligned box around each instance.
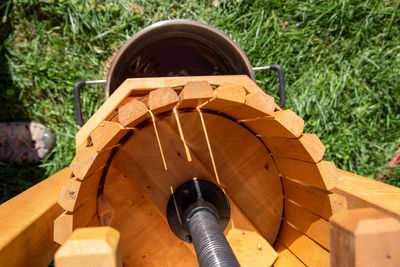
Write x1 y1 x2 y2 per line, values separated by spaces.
0 2 46 204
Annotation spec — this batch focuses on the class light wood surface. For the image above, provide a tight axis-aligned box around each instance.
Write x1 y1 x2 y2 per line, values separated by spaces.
165 111 283 243
113 111 283 244
243 110 304 138
225 197 278 266
284 200 330 249
282 177 347 220
118 98 150 127
54 197 97 245
90 121 130 151
277 220 329 266
199 82 247 111
75 75 266 149
243 91 275 117
148 86 178 114
262 133 326 163
273 242 305 267
0 168 70 267
227 229 277 267
70 146 113 180
334 169 400 219
274 156 339 190
330 208 400 267
55 227 122 267
57 168 102 212
176 80 213 109
104 165 198 266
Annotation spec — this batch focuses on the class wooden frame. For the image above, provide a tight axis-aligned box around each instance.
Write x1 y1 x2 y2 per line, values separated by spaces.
0 75 399 266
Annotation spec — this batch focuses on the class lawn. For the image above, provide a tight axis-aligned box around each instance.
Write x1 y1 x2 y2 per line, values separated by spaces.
0 0 399 202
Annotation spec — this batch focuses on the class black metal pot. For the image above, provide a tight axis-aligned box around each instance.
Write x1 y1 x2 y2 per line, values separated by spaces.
74 20 285 126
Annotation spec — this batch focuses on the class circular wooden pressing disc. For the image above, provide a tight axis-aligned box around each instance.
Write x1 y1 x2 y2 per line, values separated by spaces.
106 111 283 265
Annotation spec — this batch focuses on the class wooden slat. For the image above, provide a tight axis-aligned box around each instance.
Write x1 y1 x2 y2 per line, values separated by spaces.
118 99 150 127
334 169 400 220
243 110 304 138
0 168 70 267
274 156 339 190
277 221 329 266
284 200 330 249
75 75 265 149
244 91 275 116
54 199 97 245
148 86 178 114
70 146 113 180
176 80 213 109
330 208 400 267
165 111 283 244
199 82 246 112
90 121 130 151
103 165 198 266
55 227 122 267
57 168 102 212
273 242 305 267
282 177 347 220
225 197 278 266
112 118 215 217
227 229 277 267
262 133 326 163
217 90 276 120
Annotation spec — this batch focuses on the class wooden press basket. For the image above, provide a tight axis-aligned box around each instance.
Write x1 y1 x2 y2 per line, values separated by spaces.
0 75 399 267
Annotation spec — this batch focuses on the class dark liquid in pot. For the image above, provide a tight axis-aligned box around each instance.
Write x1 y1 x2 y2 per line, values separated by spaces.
109 37 238 93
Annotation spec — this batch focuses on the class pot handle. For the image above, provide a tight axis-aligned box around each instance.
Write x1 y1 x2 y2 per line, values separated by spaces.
73 80 106 126
252 64 286 108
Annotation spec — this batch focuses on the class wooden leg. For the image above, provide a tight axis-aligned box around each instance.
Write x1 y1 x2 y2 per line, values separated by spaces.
330 208 400 267
55 227 122 267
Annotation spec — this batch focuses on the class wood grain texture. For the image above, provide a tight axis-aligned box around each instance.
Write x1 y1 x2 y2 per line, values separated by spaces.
0 168 70 267
103 165 198 267
199 82 247 112
217 90 276 120
112 111 283 244
118 98 150 127
165 111 283 244
277 221 329 266
70 146 113 180
176 80 213 109
330 208 400 267
244 91 275 117
97 194 115 226
57 168 102 212
262 133 326 163
55 227 122 267
54 199 97 245
284 200 330 249
334 169 400 220
75 75 265 149
148 86 178 114
90 121 130 151
243 110 304 138
282 177 347 220
227 229 277 267
273 242 306 267
274 156 339 190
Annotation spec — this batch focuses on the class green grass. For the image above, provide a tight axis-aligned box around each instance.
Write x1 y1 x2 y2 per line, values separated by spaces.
0 0 399 202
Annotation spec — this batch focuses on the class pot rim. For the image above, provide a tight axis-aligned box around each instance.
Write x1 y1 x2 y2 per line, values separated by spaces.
105 19 255 98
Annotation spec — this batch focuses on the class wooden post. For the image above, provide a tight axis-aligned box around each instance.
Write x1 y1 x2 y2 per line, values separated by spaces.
330 208 400 267
55 227 122 267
